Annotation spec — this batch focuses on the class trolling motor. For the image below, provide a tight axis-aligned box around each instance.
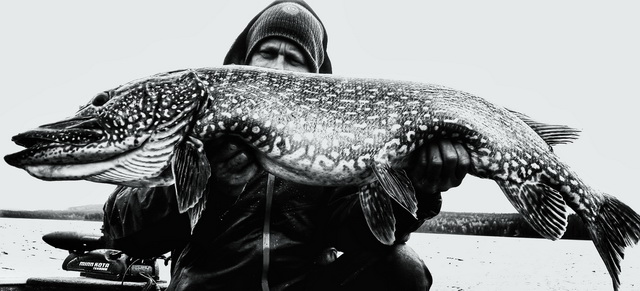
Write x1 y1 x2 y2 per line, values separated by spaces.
42 231 161 282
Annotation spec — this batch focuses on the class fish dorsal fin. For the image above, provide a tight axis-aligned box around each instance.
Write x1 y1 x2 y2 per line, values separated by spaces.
359 183 396 245
173 137 211 233
496 180 568 240
370 163 418 218
508 109 580 146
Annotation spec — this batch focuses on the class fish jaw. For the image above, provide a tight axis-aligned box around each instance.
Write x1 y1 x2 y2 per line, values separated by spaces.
4 122 154 184
6 125 181 187
6 122 144 166
18 157 131 182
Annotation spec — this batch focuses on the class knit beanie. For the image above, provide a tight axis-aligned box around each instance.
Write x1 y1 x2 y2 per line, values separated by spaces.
244 2 325 72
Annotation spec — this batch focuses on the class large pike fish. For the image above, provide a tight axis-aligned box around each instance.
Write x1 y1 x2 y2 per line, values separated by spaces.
5 66 640 290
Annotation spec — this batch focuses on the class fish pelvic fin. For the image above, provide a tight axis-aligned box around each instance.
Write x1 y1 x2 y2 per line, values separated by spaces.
173 137 211 233
585 193 640 291
371 163 418 218
507 109 581 147
359 183 396 245
496 180 568 240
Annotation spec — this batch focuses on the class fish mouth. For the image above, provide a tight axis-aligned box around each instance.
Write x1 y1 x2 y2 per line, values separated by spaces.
4 117 124 169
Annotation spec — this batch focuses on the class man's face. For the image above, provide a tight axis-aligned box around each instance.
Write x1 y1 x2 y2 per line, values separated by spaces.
248 38 314 73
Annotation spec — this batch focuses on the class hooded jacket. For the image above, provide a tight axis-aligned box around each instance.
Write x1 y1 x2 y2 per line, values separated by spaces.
223 0 332 73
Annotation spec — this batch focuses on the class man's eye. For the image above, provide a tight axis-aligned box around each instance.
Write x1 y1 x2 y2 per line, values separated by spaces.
288 57 305 67
259 51 277 59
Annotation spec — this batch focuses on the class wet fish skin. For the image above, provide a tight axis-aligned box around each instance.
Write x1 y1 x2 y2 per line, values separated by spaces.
5 66 640 290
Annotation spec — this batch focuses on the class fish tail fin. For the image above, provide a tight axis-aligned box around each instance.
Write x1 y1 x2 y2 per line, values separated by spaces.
586 193 640 291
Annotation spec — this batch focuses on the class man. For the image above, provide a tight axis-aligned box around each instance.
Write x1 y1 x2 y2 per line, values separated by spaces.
103 1 470 290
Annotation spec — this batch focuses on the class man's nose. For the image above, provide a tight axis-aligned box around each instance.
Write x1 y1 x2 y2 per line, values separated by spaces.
270 56 286 70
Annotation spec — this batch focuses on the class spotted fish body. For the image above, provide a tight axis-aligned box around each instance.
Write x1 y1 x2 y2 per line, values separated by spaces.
5 66 640 290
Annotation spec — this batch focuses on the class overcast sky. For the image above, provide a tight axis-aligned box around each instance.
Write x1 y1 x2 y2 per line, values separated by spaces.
1 1 639 214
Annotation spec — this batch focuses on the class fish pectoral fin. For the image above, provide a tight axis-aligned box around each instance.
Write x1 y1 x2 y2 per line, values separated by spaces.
507 108 581 147
359 183 396 245
497 180 568 240
371 163 418 218
173 137 211 233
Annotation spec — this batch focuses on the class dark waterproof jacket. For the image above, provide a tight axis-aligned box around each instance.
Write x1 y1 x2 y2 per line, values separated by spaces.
104 168 431 290
102 1 439 290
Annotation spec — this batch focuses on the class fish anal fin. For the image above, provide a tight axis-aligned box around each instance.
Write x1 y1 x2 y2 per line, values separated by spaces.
173 137 211 233
507 109 581 147
370 163 418 218
359 183 396 245
497 180 568 240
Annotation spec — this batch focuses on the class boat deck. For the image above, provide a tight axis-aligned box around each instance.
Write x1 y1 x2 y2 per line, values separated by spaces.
0 277 168 291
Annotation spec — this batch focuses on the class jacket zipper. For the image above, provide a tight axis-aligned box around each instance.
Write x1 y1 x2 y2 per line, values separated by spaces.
261 173 275 291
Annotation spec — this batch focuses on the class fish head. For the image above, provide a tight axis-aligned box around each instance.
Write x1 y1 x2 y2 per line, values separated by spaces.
5 70 207 187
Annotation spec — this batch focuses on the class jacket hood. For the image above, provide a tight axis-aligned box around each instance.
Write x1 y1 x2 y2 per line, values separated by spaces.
223 0 332 74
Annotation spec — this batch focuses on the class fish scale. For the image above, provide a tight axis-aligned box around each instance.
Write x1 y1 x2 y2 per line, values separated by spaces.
5 65 640 291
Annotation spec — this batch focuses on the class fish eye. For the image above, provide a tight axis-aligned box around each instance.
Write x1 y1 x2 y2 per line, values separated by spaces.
92 92 110 107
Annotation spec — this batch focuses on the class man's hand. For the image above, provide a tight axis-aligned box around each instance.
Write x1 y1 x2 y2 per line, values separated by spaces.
403 140 471 218
205 138 259 186
405 140 471 193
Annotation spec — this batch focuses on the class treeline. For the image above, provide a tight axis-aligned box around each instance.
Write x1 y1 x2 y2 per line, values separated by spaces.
0 209 103 221
417 211 590 240
1 209 591 240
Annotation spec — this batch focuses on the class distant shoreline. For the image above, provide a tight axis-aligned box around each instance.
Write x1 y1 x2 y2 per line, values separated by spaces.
0 209 591 240
0 209 102 221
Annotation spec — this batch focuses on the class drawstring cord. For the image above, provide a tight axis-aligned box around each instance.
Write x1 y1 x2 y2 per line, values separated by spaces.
261 173 275 291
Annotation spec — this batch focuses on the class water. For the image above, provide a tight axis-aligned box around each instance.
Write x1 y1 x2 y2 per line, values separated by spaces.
0 217 103 279
1 217 639 290
410 233 639 291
